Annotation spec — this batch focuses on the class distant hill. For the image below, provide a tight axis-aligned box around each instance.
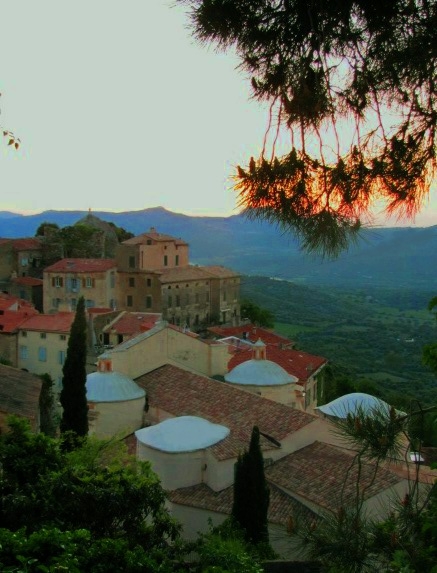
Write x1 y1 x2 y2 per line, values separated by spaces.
1 206 436 290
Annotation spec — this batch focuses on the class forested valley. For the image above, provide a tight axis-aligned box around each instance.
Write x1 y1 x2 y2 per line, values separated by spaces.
241 276 437 406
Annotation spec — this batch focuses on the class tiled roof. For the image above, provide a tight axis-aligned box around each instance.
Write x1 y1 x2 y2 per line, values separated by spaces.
228 346 327 383
44 258 116 273
0 309 39 333
168 481 315 526
0 237 42 251
202 265 240 279
19 312 74 333
11 276 43 286
123 230 188 246
209 324 294 347
0 364 42 427
103 312 161 335
159 264 239 283
0 293 36 312
159 266 216 283
10 238 42 251
265 441 402 513
135 364 316 460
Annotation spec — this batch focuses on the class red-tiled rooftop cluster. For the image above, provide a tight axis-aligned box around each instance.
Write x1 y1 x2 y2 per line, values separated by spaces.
265 441 401 513
136 364 316 460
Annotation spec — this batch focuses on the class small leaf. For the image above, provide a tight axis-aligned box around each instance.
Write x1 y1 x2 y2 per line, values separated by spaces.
14 142 19 149
8 139 14 145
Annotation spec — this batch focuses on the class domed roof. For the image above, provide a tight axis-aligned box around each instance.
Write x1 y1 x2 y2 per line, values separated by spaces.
316 392 394 419
135 416 230 453
225 359 298 386
86 370 145 403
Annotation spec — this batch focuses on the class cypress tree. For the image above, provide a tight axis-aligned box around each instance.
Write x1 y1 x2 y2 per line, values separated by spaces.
60 296 88 441
232 425 270 545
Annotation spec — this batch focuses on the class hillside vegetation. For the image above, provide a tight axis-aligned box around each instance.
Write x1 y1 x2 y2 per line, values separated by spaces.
241 276 437 405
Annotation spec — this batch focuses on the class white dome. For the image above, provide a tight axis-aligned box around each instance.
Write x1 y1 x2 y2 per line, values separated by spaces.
135 416 230 453
225 359 298 386
316 392 394 419
86 371 145 403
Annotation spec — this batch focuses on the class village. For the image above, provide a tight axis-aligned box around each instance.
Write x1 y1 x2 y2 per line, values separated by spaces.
1 219 435 562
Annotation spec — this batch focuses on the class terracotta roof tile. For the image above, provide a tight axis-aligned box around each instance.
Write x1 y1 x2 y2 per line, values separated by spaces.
210 324 294 347
265 441 402 513
0 364 42 428
136 364 316 460
159 266 216 283
202 265 240 279
10 238 42 251
44 258 116 273
19 312 74 333
168 481 315 526
228 346 327 383
11 276 43 286
104 312 161 335
123 230 188 246
0 308 39 333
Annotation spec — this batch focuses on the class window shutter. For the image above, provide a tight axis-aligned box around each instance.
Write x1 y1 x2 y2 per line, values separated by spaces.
82 278 86 287
52 277 55 287
60 277 64 287
92 278 96 288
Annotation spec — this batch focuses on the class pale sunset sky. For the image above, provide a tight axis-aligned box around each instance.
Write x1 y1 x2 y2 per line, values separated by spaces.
0 0 436 226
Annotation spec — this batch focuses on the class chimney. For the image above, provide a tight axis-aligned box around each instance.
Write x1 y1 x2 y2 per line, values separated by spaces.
252 338 266 360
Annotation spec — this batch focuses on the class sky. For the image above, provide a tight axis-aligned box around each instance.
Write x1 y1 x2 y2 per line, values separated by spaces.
0 0 436 226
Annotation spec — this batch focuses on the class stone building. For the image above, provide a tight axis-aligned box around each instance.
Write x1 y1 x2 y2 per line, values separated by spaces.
114 228 240 327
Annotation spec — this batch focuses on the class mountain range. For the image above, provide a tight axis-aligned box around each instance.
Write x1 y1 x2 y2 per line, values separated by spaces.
1 207 436 291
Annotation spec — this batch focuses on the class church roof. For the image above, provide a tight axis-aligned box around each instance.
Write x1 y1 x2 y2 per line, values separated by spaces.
86 370 145 402
225 358 298 386
316 393 394 419
135 416 230 453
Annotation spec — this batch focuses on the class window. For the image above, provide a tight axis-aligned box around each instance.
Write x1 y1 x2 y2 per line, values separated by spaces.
40 332 47 339
175 255 179 266
110 272 115 288
129 256 135 268
146 278 152 287
85 277 94 288
223 290 227 302
53 276 63 288
38 347 47 362
21 331 27 338
19 345 28 359
52 298 61 309
164 255 168 266
58 350 66 365
85 299 95 308
168 295 172 307
129 277 135 287
60 334 66 341
176 295 180 307
195 293 199 304
146 239 152 245
71 277 78 292
127 295 133 307
206 291 210 303
185 294 190 305
20 257 28 266
146 295 152 309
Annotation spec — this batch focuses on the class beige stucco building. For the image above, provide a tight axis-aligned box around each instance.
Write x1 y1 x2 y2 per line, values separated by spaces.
17 312 74 391
107 321 230 380
43 258 117 313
